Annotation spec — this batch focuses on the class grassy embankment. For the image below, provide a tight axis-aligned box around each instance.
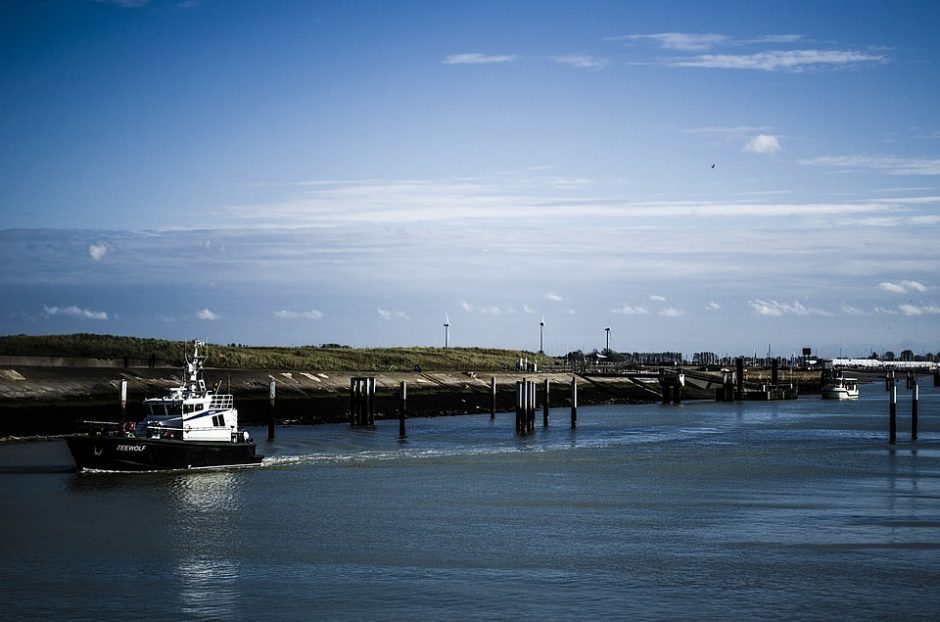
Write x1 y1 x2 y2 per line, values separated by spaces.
0 333 550 371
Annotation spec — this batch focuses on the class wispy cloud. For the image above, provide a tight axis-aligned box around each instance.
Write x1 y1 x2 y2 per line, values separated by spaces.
898 303 940 316
444 53 516 65
612 304 649 315
461 301 510 315
672 49 886 72
544 291 564 302
42 305 108 320
196 308 219 321
625 33 729 52
551 54 609 70
879 280 928 294
743 134 781 154
649 295 667 302
705 301 721 311
801 155 940 176
226 177 935 228
659 307 684 317
274 309 324 320
622 33 883 72
749 299 833 317
377 308 410 320
841 305 866 316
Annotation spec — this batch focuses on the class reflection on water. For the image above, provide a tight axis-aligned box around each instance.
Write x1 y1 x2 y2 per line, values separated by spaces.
170 470 243 620
169 469 240 513
176 556 239 620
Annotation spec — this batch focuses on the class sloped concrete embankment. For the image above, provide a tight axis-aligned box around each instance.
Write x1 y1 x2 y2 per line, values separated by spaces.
0 366 658 436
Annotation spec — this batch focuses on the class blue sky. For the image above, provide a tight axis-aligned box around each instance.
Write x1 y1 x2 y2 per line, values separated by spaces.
2 0 939 357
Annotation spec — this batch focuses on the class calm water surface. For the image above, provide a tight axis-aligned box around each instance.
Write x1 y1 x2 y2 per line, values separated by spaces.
2 382 939 620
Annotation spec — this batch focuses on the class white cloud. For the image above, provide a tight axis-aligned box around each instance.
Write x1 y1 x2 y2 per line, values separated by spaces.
274 309 324 320
88 243 108 261
744 134 781 154
627 33 729 52
898 303 940 316
552 54 609 70
801 155 940 176
874 306 898 315
672 49 886 72
523 305 535 314
444 53 516 65
749 299 832 317
659 307 684 317
612 304 649 315
377 308 410 320
841 305 866 316
649 294 667 302
461 301 505 315
42 305 108 320
879 280 928 294
879 281 907 294
705 301 721 311
196 308 219 321
544 291 564 302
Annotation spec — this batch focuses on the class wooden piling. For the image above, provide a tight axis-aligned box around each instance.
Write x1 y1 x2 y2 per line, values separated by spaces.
885 370 895 392
350 377 376 427
399 381 407 438
515 379 537 434
119 379 127 422
490 376 496 420
268 379 276 440
889 384 897 445
543 378 550 426
570 377 577 428
530 380 537 432
673 384 682 405
912 382 918 441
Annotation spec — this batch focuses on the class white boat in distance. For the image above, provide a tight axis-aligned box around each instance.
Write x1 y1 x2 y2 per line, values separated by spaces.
821 374 860 400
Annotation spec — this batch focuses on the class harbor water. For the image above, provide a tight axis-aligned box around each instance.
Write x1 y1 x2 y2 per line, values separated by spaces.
2 381 939 620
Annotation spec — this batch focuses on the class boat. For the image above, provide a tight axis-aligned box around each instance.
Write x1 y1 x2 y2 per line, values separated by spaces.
820 373 860 400
66 340 263 471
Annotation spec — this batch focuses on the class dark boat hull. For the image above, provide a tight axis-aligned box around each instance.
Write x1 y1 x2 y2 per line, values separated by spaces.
66 434 263 471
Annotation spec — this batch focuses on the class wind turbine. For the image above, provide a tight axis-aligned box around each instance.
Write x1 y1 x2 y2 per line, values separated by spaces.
605 316 611 353
443 314 450 348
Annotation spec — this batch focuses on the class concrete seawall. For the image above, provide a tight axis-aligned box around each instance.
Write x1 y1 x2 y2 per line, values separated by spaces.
0 365 666 437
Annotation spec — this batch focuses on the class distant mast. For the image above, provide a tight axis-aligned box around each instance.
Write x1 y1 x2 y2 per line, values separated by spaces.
539 318 545 354
443 314 450 348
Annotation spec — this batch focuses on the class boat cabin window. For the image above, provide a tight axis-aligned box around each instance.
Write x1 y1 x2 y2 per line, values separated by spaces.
146 402 180 417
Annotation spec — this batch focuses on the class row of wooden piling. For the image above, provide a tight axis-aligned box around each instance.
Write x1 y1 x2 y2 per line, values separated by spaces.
887 371 922 445
345 376 582 436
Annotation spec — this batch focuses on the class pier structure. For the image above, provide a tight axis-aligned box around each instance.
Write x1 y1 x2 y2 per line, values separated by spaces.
658 368 685 404
350 376 376 427
515 379 536 434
